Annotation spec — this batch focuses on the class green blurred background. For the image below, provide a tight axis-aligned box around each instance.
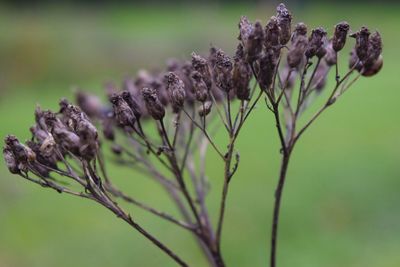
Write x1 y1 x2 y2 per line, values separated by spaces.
0 1 399 267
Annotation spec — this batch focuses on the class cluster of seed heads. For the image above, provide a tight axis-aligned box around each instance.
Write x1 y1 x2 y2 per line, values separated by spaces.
2 3 383 267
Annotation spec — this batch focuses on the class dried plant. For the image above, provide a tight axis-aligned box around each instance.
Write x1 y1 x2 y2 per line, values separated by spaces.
3 3 383 267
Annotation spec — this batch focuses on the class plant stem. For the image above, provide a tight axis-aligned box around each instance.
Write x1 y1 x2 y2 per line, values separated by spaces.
270 151 291 267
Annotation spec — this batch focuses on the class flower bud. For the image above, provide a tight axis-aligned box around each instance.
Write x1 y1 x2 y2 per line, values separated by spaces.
191 71 208 102
233 44 252 100
332 21 349 52
191 52 212 90
214 49 233 92
198 101 212 117
276 3 292 45
165 72 186 113
141 87 165 120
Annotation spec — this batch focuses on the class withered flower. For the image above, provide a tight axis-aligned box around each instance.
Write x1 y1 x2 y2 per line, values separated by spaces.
239 16 264 62
291 22 307 43
351 26 371 62
214 49 234 92
332 21 349 52
233 44 252 100
165 72 186 113
141 87 165 120
276 3 292 45
364 31 382 68
305 27 327 58
121 90 142 119
259 50 277 91
191 71 208 102
109 93 136 128
191 52 212 90
265 16 280 50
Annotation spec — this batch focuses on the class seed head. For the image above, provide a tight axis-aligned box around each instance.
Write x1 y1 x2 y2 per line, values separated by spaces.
214 49 233 92
121 90 142 119
332 21 349 52
191 52 212 90
265 16 280 50
364 31 383 69
165 72 186 113
305 27 327 58
291 23 307 43
259 50 277 91
191 71 208 102
351 26 371 62
3 145 19 174
233 44 252 100
276 3 292 45
109 93 136 128
141 87 165 121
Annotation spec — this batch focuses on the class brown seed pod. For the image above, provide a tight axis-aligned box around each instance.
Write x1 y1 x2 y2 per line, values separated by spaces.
276 3 292 45
141 87 165 121
332 21 350 52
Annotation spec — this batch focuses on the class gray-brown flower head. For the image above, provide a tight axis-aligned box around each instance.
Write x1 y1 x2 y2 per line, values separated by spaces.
165 72 186 113
121 90 142 119
312 61 330 92
141 87 165 120
316 35 328 59
332 21 349 52
43 110 80 155
287 33 308 68
233 44 252 100
239 17 263 62
214 49 234 92
305 27 327 58
198 101 212 117
351 26 371 62
291 22 307 43
4 135 35 173
276 3 292 45
259 50 277 91
75 91 103 118
109 93 136 128
191 52 212 90
191 71 208 102
265 16 280 50
59 100 98 160
364 31 383 70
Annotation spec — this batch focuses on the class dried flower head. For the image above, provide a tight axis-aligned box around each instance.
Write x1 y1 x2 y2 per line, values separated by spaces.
265 16 280 50
305 27 327 58
191 71 208 102
233 44 252 100
165 72 186 113
332 21 350 52
191 52 212 90
214 49 234 92
276 3 292 45
351 26 371 62
141 87 165 120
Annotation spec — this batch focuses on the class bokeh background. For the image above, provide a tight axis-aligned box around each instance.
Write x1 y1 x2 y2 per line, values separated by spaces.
0 1 399 266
